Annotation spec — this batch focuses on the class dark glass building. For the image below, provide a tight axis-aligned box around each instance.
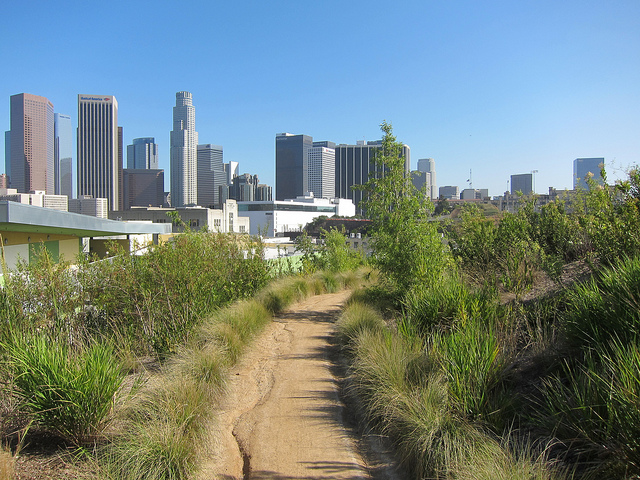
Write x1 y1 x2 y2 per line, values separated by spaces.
275 133 313 200
334 140 411 214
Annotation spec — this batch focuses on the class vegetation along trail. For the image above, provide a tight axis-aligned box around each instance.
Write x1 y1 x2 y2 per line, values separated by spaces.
201 290 405 480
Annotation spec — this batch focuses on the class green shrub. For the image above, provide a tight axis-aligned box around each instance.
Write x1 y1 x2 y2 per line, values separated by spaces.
335 301 385 351
4 334 124 445
538 340 640 477
563 255 640 351
432 317 514 423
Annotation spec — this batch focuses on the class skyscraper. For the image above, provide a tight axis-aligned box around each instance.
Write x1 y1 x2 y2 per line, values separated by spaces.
510 173 533 195
334 140 411 213
77 95 119 210
54 113 73 198
574 157 604 190
123 169 164 209
170 91 198 207
308 142 336 198
127 137 159 169
9 93 54 193
275 133 313 200
417 158 437 200
197 144 224 207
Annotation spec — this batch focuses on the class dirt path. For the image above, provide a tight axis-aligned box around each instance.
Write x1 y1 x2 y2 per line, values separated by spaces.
199 291 404 480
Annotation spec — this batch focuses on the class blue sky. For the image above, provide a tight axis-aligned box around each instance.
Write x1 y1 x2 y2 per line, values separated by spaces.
2 0 639 197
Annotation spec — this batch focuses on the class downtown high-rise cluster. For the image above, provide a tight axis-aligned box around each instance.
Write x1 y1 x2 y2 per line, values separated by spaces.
4 91 271 214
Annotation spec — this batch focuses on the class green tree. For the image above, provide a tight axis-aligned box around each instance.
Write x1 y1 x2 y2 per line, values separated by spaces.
356 121 453 293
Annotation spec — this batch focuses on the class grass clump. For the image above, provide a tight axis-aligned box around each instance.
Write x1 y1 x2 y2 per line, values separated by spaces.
3 334 123 446
0 445 14 480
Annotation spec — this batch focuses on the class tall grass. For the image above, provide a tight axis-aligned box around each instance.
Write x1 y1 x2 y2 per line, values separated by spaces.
0 444 13 480
563 255 640 351
3 334 124 445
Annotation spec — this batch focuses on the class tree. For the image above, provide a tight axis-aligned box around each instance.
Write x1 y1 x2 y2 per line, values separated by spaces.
356 121 453 293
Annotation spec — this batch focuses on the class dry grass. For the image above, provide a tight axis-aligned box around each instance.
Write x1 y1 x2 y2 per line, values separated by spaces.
0 446 14 480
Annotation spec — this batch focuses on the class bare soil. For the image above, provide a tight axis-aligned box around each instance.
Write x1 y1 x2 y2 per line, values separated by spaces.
199 290 406 480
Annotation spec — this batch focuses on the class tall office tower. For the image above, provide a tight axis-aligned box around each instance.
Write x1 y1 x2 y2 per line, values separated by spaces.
117 126 124 211
224 161 239 185
9 93 55 193
417 158 437 200
127 137 159 169
4 131 10 182
275 133 313 200
230 173 260 202
411 170 431 196
77 95 119 211
574 157 604 189
197 144 225 207
54 113 73 198
308 141 336 198
510 173 533 195
334 140 411 213
255 183 273 201
170 91 198 207
123 169 165 209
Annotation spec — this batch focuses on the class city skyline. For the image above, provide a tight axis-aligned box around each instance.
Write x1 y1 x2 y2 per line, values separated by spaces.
1 1 639 198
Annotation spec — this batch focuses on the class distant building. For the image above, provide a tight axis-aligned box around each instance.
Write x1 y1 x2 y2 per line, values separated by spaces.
308 142 336 198
127 137 159 170
238 194 356 237
275 133 313 201
0 188 68 211
0 174 8 189
197 144 225 207
224 161 238 185
255 183 273 201
170 92 199 207
4 131 10 182
574 157 604 190
77 95 120 211
230 173 259 202
510 173 533 195
54 113 73 198
461 188 489 200
439 185 459 200
69 195 108 218
111 199 249 234
417 158 437 200
9 93 55 194
122 169 165 209
411 170 431 197
334 140 410 214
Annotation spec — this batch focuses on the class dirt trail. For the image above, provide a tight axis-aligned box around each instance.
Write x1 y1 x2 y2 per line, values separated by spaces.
200 291 404 480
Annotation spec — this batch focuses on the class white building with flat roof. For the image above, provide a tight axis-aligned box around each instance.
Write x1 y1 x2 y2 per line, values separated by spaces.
238 194 356 237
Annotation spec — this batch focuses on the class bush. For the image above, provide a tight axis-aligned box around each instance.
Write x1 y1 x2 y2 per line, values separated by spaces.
563 255 640 351
4 334 124 445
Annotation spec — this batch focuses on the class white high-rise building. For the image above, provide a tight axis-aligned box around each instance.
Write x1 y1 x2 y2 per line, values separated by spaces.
418 158 437 200
307 145 335 198
77 95 119 210
170 91 198 207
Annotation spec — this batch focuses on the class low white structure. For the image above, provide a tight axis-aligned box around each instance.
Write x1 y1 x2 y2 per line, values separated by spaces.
0 188 69 211
111 199 249 234
238 194 356 237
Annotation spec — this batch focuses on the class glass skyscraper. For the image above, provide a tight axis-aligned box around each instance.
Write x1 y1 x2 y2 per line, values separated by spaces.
127 137 159 169
170 92 198 207
54 113 73 198
197 144 224 207
9 93 55 193
275 133 313 201
77 95 119 211
573 157 604 190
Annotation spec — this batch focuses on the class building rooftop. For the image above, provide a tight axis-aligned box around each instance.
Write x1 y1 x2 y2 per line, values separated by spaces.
0 201 171 237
